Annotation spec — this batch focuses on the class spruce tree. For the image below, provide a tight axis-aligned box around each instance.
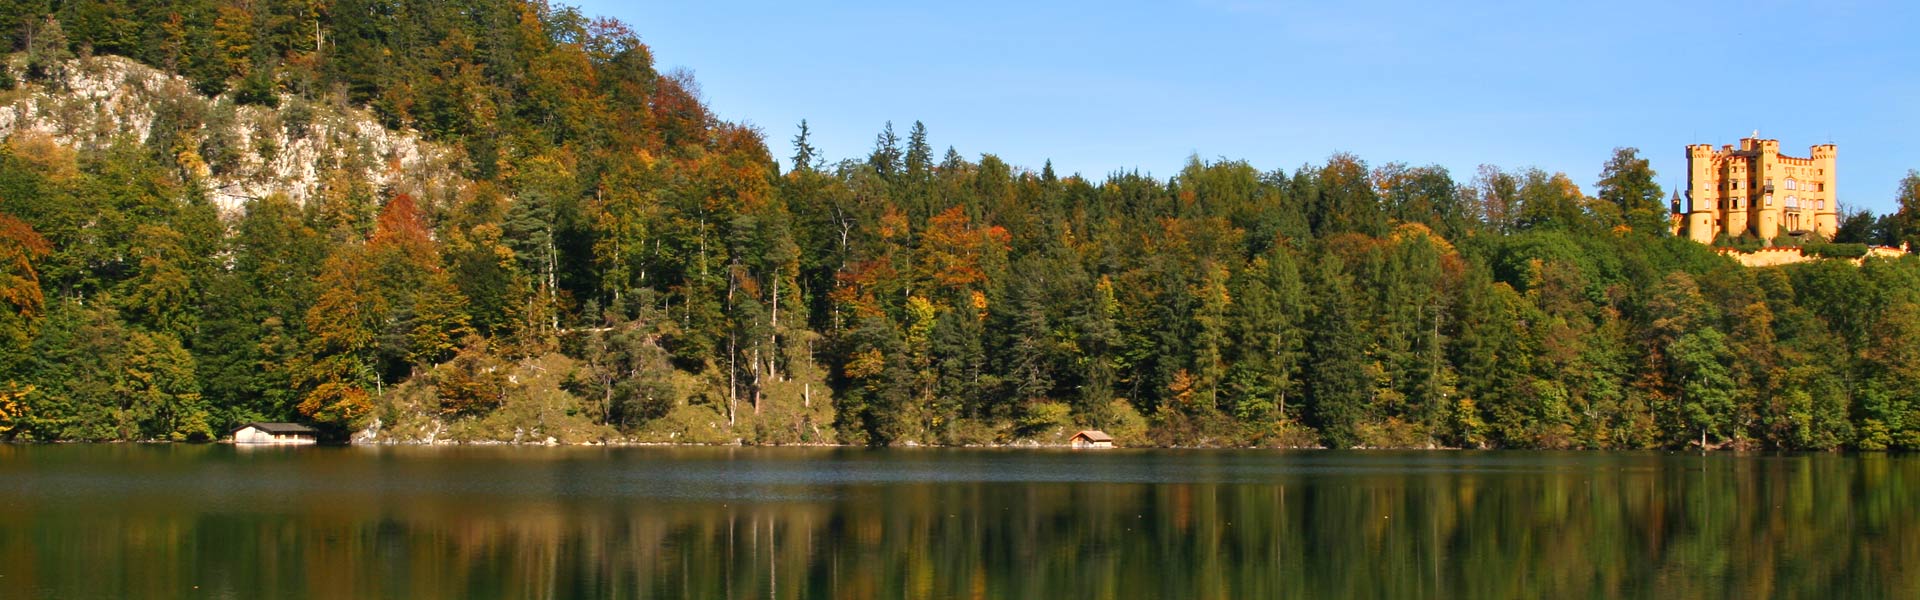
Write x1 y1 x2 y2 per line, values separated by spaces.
1307 256 1369 447
791 120 820 173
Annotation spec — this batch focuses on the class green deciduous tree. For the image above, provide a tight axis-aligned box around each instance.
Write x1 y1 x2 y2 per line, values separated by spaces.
1597 147 1665 234
1670 328 1736 448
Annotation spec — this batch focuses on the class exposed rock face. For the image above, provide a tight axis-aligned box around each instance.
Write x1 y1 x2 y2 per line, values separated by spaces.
0 55 465 211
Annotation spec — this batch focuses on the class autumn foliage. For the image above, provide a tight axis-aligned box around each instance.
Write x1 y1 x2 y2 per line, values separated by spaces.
1 2 1918 450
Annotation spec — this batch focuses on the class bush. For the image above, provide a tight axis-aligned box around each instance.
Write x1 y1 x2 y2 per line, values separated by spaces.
1017 400 1073 440
198 103 243 176
254 130 278 165
1355 417 1432 448
1246 417 1320 448
1102 400 1149 446
371 353 616 444
281 97 315 138
1148 408 1243 446
1804 241 1869 259
234 68 279 108
639 403 733 444
937 418 1002 446
1712 233 1767 253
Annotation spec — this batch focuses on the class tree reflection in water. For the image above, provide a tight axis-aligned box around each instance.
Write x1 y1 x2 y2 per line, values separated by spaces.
0 446 1913 599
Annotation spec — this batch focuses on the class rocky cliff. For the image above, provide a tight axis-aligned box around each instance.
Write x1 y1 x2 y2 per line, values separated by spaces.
0 55 465 211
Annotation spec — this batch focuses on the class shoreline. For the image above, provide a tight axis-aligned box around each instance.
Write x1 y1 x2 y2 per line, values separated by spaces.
3 439 1864 453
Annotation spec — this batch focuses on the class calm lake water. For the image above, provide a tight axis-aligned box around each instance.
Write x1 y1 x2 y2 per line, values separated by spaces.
0 446 1914 599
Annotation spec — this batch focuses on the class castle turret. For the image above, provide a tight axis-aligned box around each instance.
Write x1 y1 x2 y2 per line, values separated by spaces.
1669 190 1686 237
1685 144 1718 243
1811 144 1838 237
1754 138 1781 241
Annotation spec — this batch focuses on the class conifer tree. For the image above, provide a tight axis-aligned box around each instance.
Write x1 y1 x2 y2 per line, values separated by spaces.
1307 256 1368 447
905 121 932 181
869 121 902 181
791 120 820 173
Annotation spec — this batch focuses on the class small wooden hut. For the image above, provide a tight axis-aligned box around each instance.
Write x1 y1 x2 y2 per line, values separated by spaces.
232 422 319 445
1070 430 1114 449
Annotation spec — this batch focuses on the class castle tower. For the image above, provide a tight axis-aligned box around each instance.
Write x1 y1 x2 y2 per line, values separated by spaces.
1723 142 1750 240
1754 137 1782 241
1684 144 1718 244
1811 144 1838 236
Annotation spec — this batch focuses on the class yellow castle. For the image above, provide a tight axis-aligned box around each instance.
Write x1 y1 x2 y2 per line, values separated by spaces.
1672 136 1838 243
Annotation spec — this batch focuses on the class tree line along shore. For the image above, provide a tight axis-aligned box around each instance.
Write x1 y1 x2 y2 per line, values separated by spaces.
2 2 1920 449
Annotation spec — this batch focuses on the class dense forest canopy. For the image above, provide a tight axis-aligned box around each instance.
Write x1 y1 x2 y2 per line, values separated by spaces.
3 0 1920 449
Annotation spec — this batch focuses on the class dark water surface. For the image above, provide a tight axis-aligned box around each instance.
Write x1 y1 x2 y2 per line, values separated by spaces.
0 445 1914 599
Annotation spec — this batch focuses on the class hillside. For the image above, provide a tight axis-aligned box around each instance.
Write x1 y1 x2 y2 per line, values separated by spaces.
1 3 1920 450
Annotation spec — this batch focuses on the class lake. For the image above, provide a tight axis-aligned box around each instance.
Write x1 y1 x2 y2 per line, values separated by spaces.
0 446 1914 599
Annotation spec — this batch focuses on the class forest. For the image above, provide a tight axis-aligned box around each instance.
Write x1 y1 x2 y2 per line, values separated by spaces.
2 0 1920 449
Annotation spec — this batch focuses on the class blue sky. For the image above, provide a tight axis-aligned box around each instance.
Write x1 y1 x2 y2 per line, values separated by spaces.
575 1 1919 214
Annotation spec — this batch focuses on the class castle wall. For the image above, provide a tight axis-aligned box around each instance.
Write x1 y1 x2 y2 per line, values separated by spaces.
1720 245 1907 268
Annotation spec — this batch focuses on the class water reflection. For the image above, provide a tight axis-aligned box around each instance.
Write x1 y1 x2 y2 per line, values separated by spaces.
0 446 1914 599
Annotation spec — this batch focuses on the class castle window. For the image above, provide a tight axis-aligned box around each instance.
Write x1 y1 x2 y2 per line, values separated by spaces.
1785 178 1797 190
1786 196 1798 208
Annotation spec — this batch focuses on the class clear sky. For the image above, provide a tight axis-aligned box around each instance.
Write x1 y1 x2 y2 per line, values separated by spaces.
574 0 1919 214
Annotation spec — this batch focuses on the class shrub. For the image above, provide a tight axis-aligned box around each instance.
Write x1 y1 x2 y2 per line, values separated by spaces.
1017 400 1073 440
234 68 279 108
1102 400 1149 446
1804 241 1869 259
281 97 315 138
1712 233 1767 253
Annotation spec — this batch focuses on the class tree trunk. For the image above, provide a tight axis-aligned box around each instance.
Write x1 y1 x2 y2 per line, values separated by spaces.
770 273 781 381
728 333 737 427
